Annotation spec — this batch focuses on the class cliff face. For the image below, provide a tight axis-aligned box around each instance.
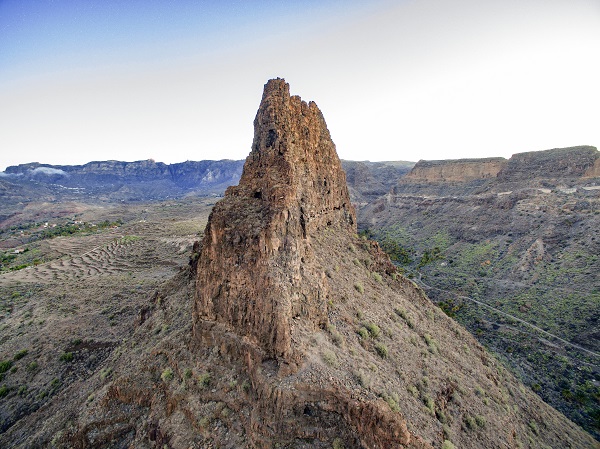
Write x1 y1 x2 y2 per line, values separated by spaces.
194 79 355 365
392 146 599 197
342 160 415 204
404 157 506 183
497 146 599 181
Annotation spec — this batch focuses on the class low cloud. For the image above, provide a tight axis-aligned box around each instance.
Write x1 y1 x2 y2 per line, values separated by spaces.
31 167 67 176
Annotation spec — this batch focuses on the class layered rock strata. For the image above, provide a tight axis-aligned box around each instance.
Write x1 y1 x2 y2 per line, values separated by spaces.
404 157 506 183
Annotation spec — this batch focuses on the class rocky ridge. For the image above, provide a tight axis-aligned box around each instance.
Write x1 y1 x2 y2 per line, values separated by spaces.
393 146 599 197
1 159 245 202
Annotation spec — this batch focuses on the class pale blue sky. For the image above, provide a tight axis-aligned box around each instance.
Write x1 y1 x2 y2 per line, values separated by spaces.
1 0 599 170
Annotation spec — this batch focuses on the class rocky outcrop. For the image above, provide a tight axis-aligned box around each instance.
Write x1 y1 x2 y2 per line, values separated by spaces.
192 79 429 448
187 79 600 449
497 146 599 181
403 157 506 183
193 79 355 364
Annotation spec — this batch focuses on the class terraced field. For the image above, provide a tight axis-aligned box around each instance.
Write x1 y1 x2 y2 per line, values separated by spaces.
0 198 214 438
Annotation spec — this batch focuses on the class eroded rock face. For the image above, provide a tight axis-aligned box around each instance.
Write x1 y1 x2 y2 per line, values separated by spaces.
404 157 506 183
191 79 429 448
497 146 598 181
193 79 355 365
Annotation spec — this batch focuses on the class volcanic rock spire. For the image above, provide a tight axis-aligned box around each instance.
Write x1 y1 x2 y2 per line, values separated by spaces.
193 78 355 367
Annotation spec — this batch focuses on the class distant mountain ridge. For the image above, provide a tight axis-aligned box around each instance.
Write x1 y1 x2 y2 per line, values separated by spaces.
2 159 245 201
1 158 414 205
395 146 599 197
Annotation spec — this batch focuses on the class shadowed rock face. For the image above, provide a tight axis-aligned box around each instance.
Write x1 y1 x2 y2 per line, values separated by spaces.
193 79 355 365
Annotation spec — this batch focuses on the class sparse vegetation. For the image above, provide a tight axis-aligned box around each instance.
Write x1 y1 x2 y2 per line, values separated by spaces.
354 282 364 294
365 322 380 338
161 367 174 382
100 367 112 380
375 343 388 358
0 360 13 374
442 440 456 449
322 349 338 367
27 361 38 372
327 324 344 346
198 372 211 388
465 414 477 430
332 437 344 449
59 352 73 362
357 327 369 339
13 349 28 360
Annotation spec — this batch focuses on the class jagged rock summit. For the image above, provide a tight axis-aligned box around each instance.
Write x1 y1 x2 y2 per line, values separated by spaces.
194 78 355 366
192 78 423 447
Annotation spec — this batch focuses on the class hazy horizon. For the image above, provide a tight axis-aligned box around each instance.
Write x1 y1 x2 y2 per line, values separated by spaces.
1 0 599 171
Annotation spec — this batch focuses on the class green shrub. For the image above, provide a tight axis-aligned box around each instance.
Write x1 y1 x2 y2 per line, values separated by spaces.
27 361 38 372
354 282 364 294
357 327 369 339
99 367 112 380
442 441 456 449
0 360 12 374
332 437 345 449
424 334 438 353
161 367 174 382
356 370 371 388
198 372 211 388
59 352 73 362
0 385 8 398
385 392 400 412
464 415 477 430
475 415 486 427
528 421 539 435
394 307 407 319
183 368 193 379
375 343 388 358
13 349 28 361
424 396 435 415
365 323 380 338
407 385 419 397
322 350 338 367
372 272 382 283
327 324 344 346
